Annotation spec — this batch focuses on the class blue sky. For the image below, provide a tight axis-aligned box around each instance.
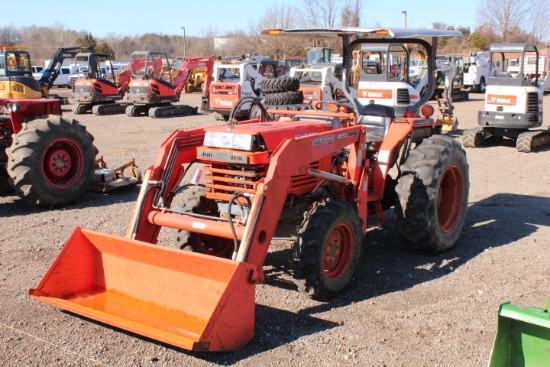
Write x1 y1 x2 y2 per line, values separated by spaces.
5 0 481 38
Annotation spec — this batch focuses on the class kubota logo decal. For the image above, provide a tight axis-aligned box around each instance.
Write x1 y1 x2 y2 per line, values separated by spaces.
358 89 393 99
487 94 517 106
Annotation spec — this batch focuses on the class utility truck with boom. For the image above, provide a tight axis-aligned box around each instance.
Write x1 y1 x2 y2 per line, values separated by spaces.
30 28 469 352
463 43 550 152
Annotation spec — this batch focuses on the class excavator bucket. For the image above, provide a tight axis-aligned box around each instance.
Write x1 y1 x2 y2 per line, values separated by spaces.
488 300 550 367
30 227 256 352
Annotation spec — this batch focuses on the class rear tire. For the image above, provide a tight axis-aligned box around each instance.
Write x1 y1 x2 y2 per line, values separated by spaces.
6 116 97 207
292 200 363 300
394 135 469 254
516 131 535 153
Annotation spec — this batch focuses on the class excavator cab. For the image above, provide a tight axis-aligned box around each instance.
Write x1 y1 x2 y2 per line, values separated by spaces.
0 48 42 99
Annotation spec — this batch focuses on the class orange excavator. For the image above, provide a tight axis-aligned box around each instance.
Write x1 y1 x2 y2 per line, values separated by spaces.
71 52 132 114
125 52 214 118
72 54 141 116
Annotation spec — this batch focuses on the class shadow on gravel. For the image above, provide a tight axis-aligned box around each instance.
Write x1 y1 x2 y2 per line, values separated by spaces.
0 186 140 218
263 193 550 316
63 306 338 365
29 193 550 364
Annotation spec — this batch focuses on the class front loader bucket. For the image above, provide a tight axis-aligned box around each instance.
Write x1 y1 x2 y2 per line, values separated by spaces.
488 300 550 367
30 227 256 352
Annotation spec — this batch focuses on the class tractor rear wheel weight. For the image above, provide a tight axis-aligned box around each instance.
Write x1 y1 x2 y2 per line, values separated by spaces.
292 200 363 300
394 135 469 254
172 164 234 259
6 116 97 207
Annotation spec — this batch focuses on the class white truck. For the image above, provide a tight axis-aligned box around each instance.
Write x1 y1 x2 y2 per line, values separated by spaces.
464 51 494 93
507 52 549 79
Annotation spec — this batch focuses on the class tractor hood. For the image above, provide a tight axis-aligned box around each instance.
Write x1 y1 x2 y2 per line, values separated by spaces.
203 118 336 152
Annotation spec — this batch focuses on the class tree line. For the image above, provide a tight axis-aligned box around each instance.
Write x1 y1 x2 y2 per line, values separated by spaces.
1 0 548 65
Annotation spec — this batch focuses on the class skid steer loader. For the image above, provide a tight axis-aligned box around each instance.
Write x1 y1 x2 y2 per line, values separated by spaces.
463 43 550 152
30 28 469 352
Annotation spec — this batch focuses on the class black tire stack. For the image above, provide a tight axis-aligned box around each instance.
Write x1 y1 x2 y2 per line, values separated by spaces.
251 77 309 120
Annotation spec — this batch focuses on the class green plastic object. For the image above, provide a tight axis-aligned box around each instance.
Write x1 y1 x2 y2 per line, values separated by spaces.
488 299 550 367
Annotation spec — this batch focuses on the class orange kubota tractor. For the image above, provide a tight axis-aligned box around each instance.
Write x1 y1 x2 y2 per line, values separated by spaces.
30 28 469 351
124 52 214 118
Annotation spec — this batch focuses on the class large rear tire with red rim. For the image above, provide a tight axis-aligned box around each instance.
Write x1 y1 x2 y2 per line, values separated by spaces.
292 200 363 300
394 135 469 254
6 116 97 207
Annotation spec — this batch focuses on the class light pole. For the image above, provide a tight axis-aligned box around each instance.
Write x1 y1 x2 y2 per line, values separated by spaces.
181 26 186 57
402 11 407 28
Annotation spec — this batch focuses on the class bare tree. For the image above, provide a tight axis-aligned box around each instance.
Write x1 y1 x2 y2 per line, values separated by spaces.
341 0 362 27
529 0 550 42
476 0 534 42
248 3 305 59
302 0 345 28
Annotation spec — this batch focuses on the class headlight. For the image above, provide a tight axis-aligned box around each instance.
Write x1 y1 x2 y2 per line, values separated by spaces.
6 102 20 113
204 131 254 151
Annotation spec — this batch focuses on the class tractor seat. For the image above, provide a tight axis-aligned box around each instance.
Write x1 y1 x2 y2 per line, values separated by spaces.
358 104 395 142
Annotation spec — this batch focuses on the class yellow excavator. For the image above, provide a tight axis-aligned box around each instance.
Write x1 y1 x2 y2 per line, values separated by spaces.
0 45 94 102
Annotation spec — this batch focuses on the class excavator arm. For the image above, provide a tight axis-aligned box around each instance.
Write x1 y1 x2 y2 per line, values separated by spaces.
38 46 96 94
173 56 216 95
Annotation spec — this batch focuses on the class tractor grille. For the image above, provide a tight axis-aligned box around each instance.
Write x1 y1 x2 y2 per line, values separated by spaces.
204 164 267 201
397 88 410 104
204 161 322 201
527 92 539 113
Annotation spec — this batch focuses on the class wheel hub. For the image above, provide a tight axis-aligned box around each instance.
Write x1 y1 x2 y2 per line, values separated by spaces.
46 148 72 177
438 164 464 233
323 225 353 279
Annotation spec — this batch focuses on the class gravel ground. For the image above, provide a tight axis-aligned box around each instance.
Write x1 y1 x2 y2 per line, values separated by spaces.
1 89 549 367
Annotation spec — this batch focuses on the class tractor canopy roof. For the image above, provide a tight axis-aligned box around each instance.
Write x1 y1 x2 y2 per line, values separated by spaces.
261 27 462 39
489 43 538 53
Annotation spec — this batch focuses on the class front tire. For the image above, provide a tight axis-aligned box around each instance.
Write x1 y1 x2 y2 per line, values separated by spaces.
172 185 234 259
292 200 363 300
462 127 484 148
6 116 98 207
394 135 469 254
